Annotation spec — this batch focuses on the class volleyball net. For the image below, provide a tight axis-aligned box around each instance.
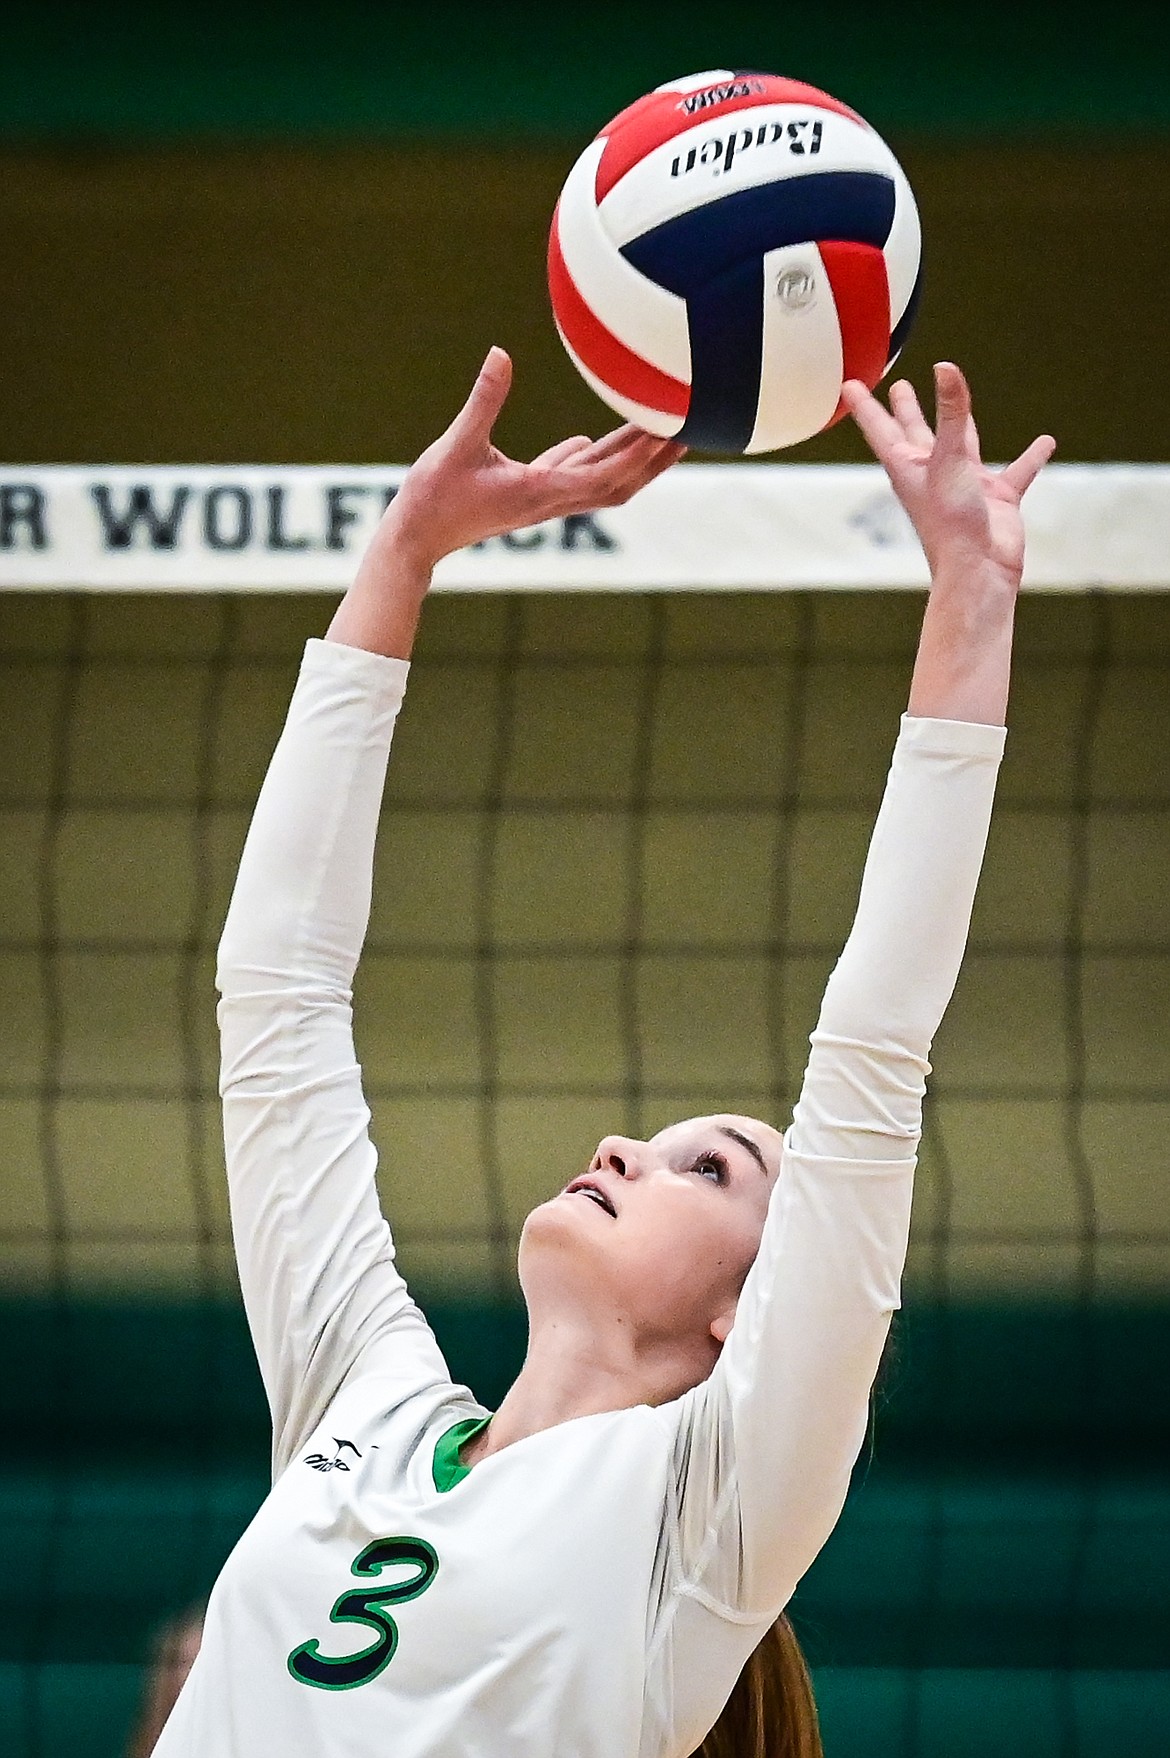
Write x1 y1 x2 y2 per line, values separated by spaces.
2 462 1169 1756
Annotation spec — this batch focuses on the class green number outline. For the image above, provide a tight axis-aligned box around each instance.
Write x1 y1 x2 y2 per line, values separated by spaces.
287 1535 439 1692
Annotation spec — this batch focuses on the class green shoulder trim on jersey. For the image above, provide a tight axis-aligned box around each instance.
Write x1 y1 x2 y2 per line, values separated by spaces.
432 1416 491 1492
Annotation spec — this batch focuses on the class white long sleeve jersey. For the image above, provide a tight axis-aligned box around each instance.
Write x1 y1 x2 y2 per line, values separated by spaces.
154 637 1004 1758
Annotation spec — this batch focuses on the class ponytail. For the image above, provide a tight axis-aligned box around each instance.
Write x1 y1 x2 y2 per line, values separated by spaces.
689 1613 823 1758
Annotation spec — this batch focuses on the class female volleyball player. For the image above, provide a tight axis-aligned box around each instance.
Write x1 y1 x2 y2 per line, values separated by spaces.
153 353 1053 1758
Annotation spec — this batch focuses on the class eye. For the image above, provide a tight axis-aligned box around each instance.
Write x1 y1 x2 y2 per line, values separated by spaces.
692 1152 729 1186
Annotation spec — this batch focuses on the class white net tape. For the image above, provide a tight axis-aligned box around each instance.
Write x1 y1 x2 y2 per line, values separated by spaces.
2 463 1167 593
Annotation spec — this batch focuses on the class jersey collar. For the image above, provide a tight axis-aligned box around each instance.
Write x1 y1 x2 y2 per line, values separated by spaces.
432 1415 492 1492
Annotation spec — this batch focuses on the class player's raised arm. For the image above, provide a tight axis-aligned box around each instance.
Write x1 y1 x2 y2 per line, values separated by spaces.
217 353 682 1475
672 366 1053 1621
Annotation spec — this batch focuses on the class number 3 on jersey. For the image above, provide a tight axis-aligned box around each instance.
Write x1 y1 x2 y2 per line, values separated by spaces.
288 1536 439 1690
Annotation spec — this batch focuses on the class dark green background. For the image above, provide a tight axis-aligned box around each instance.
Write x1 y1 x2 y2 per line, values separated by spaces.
3 2 1170 138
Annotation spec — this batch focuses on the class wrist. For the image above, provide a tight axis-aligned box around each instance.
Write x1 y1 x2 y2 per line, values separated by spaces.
326 507 436 662
352 504 438 607
366 501 443 579
326 572 425 660
928 550 1020 603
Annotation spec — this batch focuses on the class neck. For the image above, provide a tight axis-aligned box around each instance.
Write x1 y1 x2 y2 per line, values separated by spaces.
464 1307 713 1467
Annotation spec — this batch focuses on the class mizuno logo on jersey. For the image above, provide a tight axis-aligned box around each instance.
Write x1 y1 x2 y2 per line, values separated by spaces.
304 1437 362 1472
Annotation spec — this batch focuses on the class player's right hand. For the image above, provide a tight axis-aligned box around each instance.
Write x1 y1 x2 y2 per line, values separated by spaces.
379 347 685 571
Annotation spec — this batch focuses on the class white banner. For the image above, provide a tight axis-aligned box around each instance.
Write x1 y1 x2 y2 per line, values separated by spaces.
0 463 1166 592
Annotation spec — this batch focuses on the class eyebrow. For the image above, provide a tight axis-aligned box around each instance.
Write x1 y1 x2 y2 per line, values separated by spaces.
716 1125 771 1177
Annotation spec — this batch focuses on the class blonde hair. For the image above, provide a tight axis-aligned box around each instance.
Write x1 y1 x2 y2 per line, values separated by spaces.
690 1614 823 1758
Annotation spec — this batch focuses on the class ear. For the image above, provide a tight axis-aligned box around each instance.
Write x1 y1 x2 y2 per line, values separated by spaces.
709 1299 738 1348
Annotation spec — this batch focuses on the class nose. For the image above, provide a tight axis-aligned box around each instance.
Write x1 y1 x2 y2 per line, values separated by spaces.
591 1134 645 1179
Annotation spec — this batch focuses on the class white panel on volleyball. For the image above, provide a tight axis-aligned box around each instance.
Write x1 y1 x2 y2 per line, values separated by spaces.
882 158 921 331
748 243 844 454
598 106 903 245
554 325 686 438
652 70 736 93
556 141 691 383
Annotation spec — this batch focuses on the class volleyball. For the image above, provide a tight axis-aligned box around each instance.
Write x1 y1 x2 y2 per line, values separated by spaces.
548 70 922 454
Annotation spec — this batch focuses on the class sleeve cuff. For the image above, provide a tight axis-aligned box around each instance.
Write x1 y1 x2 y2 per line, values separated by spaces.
301 635 410 703
898 714 1006 760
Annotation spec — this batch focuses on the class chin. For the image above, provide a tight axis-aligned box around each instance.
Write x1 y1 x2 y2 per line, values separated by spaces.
518 1202 625 1324
522 1194 584 1244
518 1194 608 1274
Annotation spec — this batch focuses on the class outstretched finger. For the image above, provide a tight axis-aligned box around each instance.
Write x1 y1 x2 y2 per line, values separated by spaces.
569 439 684 511
532 434 593 469
573 422 664 465
615 438 687 495
932 362 975 459
638 439 686 487
571 430 673 488
560 435 680 500
1000 432 1056 498
841 380 905 461
888 379 934 448
449 346 513 451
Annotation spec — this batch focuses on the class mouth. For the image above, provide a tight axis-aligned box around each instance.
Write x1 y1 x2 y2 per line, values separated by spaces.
563 1177 617 1218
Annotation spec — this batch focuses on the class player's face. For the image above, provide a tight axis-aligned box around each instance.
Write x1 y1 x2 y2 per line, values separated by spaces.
519 1113 782 1369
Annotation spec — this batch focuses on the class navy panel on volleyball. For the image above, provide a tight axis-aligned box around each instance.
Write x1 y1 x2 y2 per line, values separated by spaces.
548 71 923 454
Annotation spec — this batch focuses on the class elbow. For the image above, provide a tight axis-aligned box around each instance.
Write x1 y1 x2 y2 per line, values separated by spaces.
215 864 317 996
804 1022 931 1097
816 974 938 1067
216 906 271 997
215 905 300 999
216 920 355 1005
215 933 245 999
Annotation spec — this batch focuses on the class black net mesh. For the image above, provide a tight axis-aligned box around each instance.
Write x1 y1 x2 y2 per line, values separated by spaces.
1 587 1168 1756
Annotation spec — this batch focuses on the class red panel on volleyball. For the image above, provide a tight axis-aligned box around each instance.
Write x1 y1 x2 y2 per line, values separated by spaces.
819 240 891 426
547 207 690 419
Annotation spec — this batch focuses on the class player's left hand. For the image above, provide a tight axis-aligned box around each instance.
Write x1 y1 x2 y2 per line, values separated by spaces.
383 346 685 569
843 363 1055 592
